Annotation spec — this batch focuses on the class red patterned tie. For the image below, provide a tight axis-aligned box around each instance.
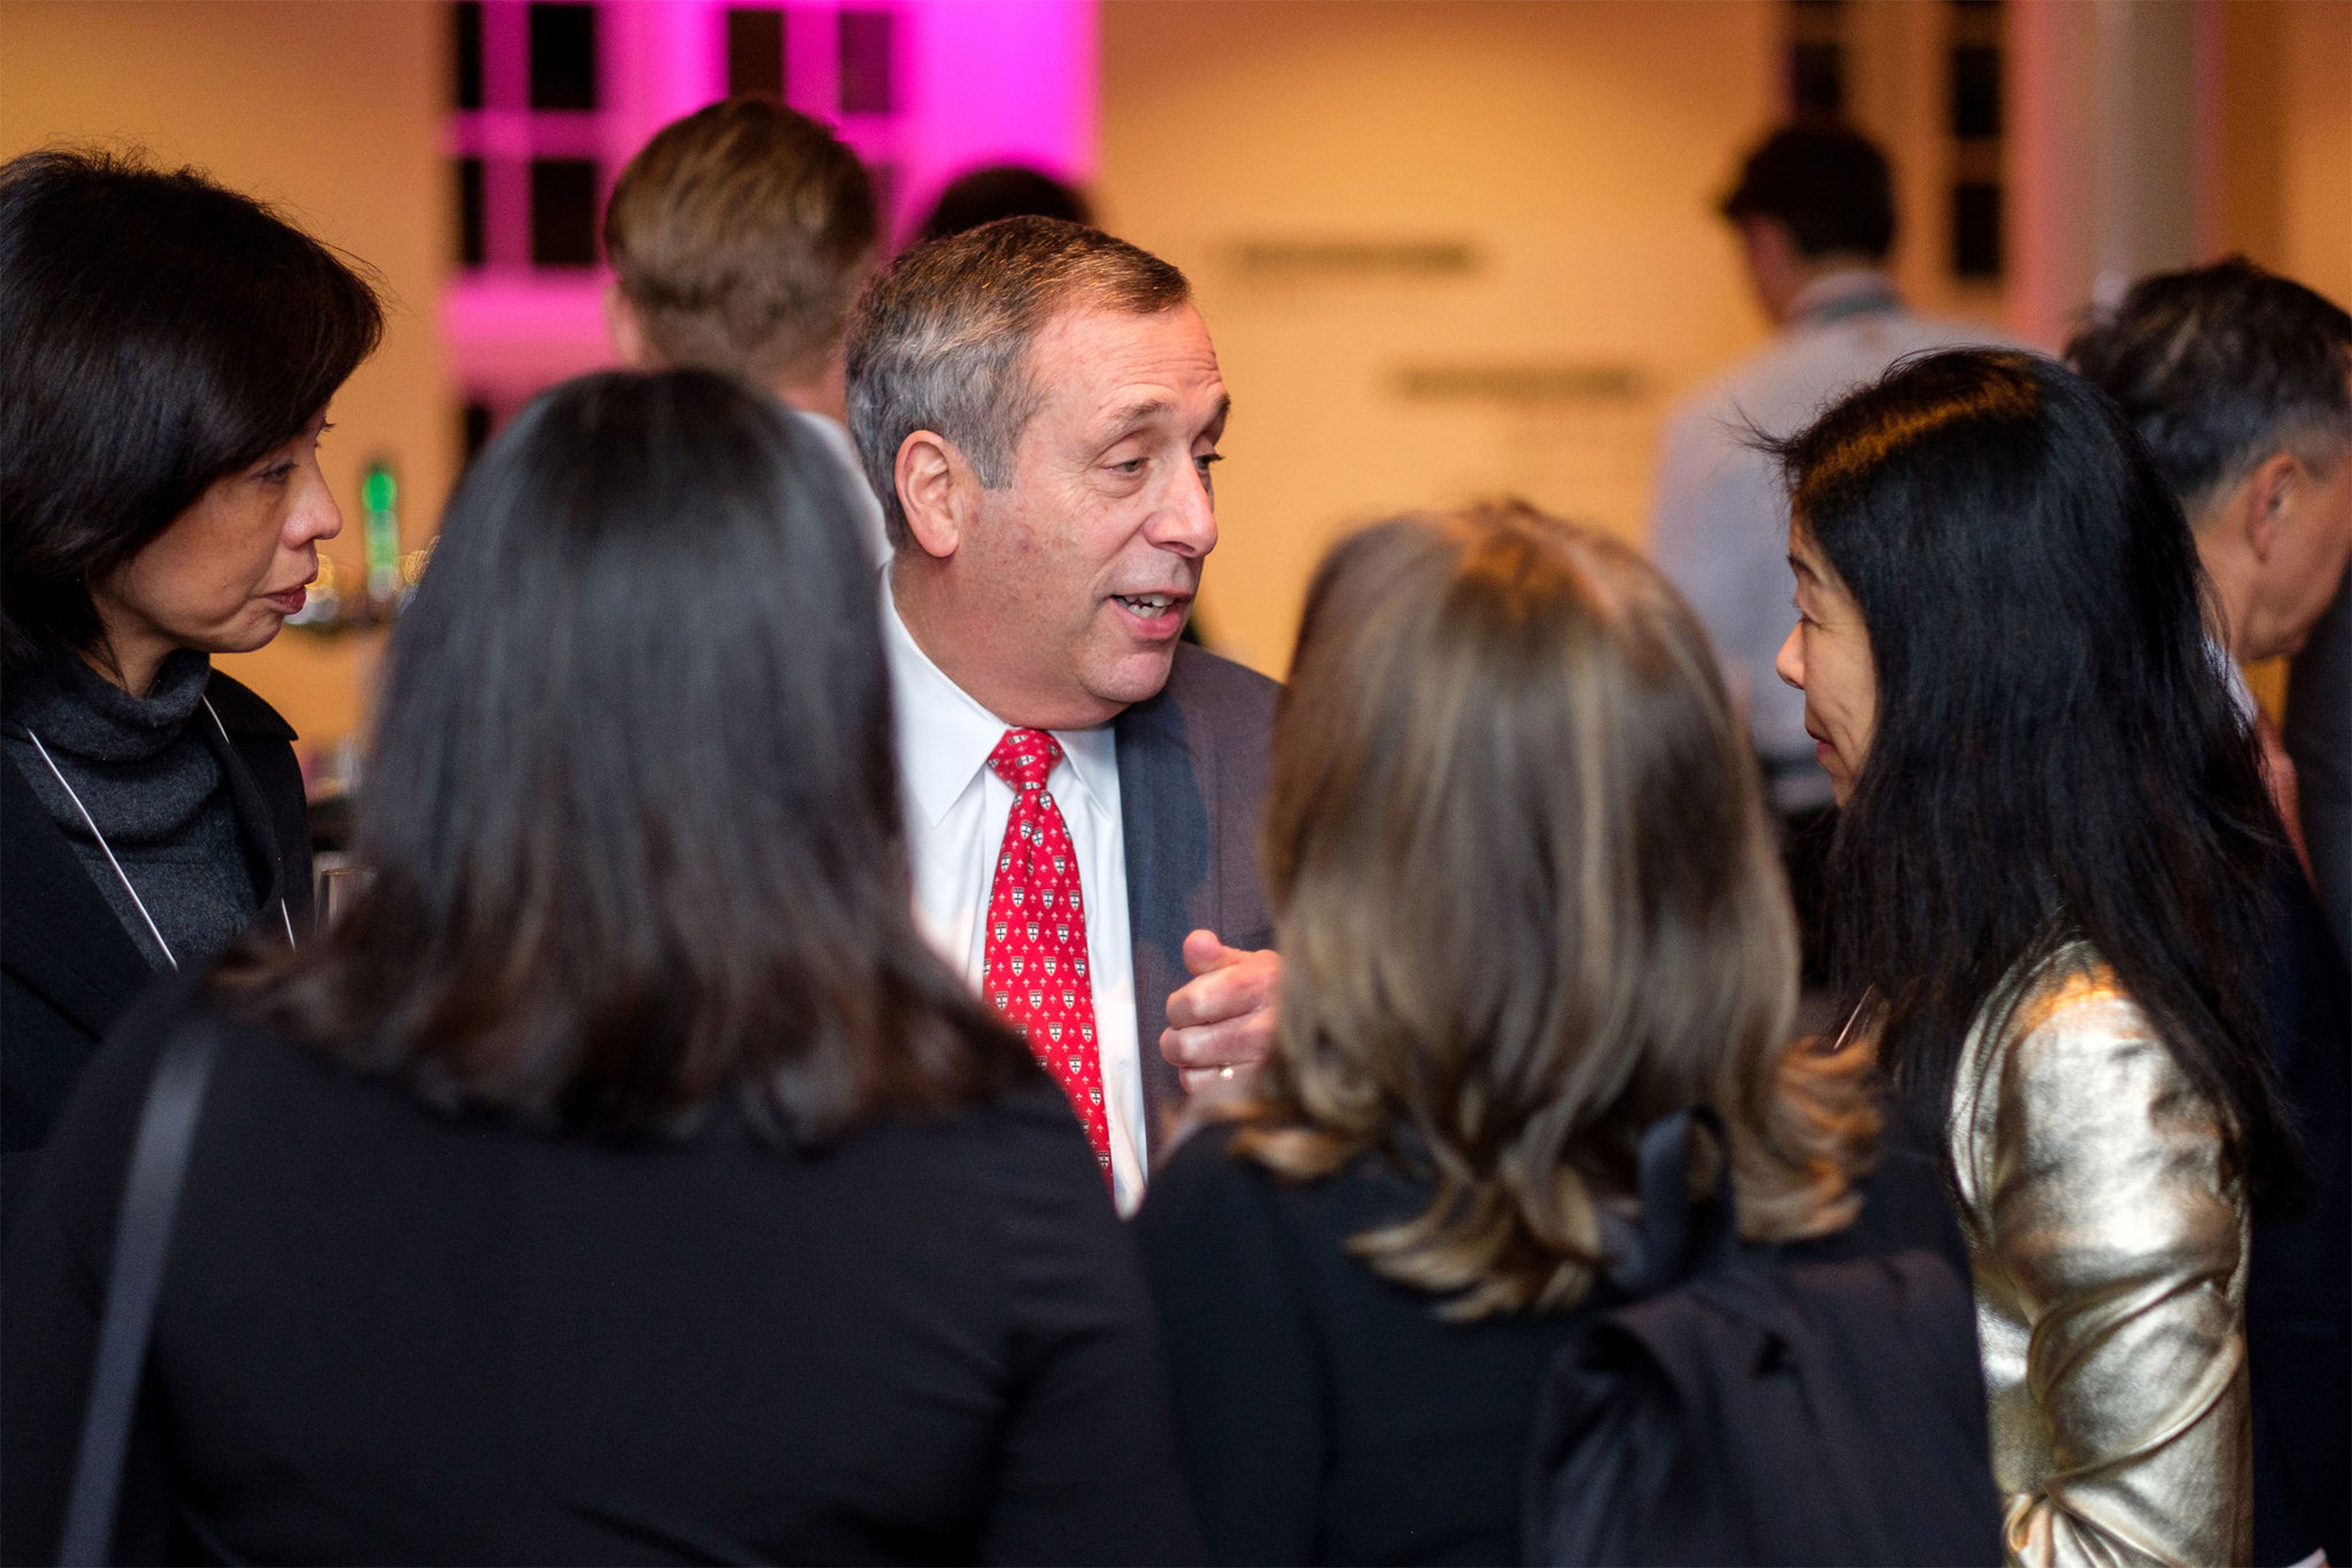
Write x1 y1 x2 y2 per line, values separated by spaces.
984 729 1110 1177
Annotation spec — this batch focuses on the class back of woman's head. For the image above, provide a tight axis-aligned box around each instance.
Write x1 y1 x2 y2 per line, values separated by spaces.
1238 503 1872 1318
226 370 1025 1139
1773 349 2292 1196
0 149 383 673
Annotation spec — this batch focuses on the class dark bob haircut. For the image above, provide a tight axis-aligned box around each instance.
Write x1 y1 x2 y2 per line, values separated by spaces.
220 370 1032 1140
1719 123 1896 261
2067 255 2352 515
1772 349 2298 1201
915 165 1092 245
0 149 384 673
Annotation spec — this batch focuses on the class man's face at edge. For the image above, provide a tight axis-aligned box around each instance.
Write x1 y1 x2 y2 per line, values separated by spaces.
2256 436 2352 657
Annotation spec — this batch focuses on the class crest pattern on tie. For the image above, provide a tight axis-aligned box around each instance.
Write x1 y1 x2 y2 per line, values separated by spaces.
983 729 1110 1178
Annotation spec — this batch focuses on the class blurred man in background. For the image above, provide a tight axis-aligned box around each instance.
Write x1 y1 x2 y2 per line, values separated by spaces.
2071 260 2352 903
1649 123 2011 976
2071 261 2352 705
603 97 889 565
2071 256 2352 1568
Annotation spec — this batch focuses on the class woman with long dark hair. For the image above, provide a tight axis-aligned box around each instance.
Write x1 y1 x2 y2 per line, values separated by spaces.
1 371 1200 1564
1772 349 2294 1566
1137 504 1950 1563
0 150 382 1180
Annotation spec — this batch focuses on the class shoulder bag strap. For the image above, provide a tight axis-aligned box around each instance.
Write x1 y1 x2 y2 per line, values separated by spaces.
57 1017 224 1567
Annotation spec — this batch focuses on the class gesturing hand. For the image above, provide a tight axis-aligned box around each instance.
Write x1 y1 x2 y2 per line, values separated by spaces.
1161 929 1280 1094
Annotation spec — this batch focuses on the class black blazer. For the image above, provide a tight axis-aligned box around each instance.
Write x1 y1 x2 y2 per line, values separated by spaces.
1 671 310 1184
1114 643 1280 1149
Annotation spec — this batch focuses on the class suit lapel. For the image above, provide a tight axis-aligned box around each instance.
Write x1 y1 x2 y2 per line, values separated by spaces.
1115 677 1216 1151
1 751 154 1038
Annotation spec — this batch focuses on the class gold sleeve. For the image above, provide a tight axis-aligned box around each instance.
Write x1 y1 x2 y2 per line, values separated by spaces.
1955 975 2251 1568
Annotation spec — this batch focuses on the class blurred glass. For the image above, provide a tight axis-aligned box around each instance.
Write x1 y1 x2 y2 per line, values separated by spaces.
314 857 373 928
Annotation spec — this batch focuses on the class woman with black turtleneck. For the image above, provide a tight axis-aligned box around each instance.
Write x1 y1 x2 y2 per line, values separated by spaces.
0 150 382 1194
8 653 272 968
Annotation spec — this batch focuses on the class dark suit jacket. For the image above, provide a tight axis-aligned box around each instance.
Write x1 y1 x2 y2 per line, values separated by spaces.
2286 573 2351 967
2269 569 2350 1565
1 671 310 1192
2249 853 2351 1568
1113 643 1280 1152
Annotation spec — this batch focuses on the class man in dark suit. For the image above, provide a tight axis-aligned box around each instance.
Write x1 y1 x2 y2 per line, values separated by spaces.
844 217 1279 1212
2071 258 2352 1568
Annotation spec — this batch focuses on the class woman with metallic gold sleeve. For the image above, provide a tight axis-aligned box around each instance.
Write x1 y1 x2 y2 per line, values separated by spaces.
1771 349 2301 1568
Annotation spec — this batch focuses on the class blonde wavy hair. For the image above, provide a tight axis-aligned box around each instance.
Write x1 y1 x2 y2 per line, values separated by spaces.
1231 504 1877 1320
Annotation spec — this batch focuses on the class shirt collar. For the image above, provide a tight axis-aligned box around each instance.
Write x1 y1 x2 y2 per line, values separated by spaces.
881 568 1120 828
1788 268 1900 325
792 405 853 454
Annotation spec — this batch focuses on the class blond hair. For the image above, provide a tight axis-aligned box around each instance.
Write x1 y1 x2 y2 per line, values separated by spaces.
1232 504 1876 1319
603 98 876 385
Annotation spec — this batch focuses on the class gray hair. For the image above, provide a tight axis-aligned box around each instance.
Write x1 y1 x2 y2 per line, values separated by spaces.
844 216 1189 552
2066 256 2352 522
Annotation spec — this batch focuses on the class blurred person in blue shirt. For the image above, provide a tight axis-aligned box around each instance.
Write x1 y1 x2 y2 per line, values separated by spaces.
1650 126 2014 974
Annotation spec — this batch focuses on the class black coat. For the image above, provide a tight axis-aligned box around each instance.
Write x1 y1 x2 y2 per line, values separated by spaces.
1 671 311 1196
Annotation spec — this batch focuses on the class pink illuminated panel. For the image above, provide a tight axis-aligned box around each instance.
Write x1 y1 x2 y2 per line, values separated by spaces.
445 0 1096 410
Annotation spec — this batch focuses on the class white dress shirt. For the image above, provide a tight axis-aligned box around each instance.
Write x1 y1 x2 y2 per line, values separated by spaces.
793 408 894 570
1649 271 2019 812
882 574 1149 1213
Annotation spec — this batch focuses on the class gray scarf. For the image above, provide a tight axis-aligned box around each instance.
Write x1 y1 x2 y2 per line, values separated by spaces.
5 649 259 970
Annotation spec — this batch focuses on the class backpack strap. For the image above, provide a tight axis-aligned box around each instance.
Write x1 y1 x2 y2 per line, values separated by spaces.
57 1017 223 1567
1613 1107 1740 1297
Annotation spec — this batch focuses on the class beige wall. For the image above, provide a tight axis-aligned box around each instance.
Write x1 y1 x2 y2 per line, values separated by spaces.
0 0 453 754
1837 0 2006 326
1097 0 1783 677
2278 0 2352 308
2217 0 2350 305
